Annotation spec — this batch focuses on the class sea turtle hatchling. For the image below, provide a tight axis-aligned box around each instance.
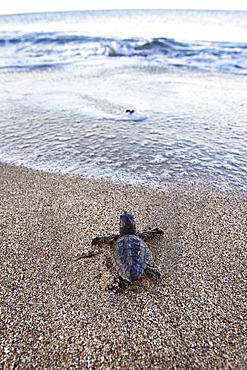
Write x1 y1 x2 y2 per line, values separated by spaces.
92 211 164 290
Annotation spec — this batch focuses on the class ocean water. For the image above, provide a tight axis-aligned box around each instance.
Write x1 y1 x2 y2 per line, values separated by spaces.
0 10 247 190
1 10 247 73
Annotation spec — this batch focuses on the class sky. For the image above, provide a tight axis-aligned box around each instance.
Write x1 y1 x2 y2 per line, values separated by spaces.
1 0 247 15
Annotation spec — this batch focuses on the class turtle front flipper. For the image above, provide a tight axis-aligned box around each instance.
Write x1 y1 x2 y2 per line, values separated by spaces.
137 228 164 240
91 234 119 246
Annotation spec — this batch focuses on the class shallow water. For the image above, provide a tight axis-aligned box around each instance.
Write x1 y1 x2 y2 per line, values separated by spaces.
0 10 247 190
1 61 247 190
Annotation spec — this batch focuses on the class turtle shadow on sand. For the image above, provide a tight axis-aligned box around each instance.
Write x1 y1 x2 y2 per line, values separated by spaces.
79 211 164 292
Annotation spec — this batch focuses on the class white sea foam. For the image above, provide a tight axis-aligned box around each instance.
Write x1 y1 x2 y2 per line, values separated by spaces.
0 10 247 191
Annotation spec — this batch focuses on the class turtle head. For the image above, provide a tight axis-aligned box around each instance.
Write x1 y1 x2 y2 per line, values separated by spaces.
120 211 136 236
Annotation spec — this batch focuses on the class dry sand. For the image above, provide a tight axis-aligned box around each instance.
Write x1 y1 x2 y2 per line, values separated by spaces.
0 162 246 369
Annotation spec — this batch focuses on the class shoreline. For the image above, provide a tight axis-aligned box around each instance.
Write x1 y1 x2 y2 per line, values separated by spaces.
1 162 246 368
1 63 247 192
1 60 247 193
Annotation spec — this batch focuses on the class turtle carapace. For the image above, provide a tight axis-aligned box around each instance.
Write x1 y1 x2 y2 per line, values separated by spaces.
92 211 163 290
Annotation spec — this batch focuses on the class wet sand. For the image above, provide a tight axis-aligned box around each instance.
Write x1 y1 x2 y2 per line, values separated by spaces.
0 162 246 369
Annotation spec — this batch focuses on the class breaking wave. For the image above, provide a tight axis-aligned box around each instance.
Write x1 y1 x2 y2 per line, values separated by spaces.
0 32 247 74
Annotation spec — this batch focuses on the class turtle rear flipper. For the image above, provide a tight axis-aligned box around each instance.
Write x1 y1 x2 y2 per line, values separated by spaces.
108 275 126 291
116 275 126 290
144 266 161 277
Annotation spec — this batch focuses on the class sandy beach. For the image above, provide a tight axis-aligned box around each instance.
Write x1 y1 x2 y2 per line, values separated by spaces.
0 162 246 369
